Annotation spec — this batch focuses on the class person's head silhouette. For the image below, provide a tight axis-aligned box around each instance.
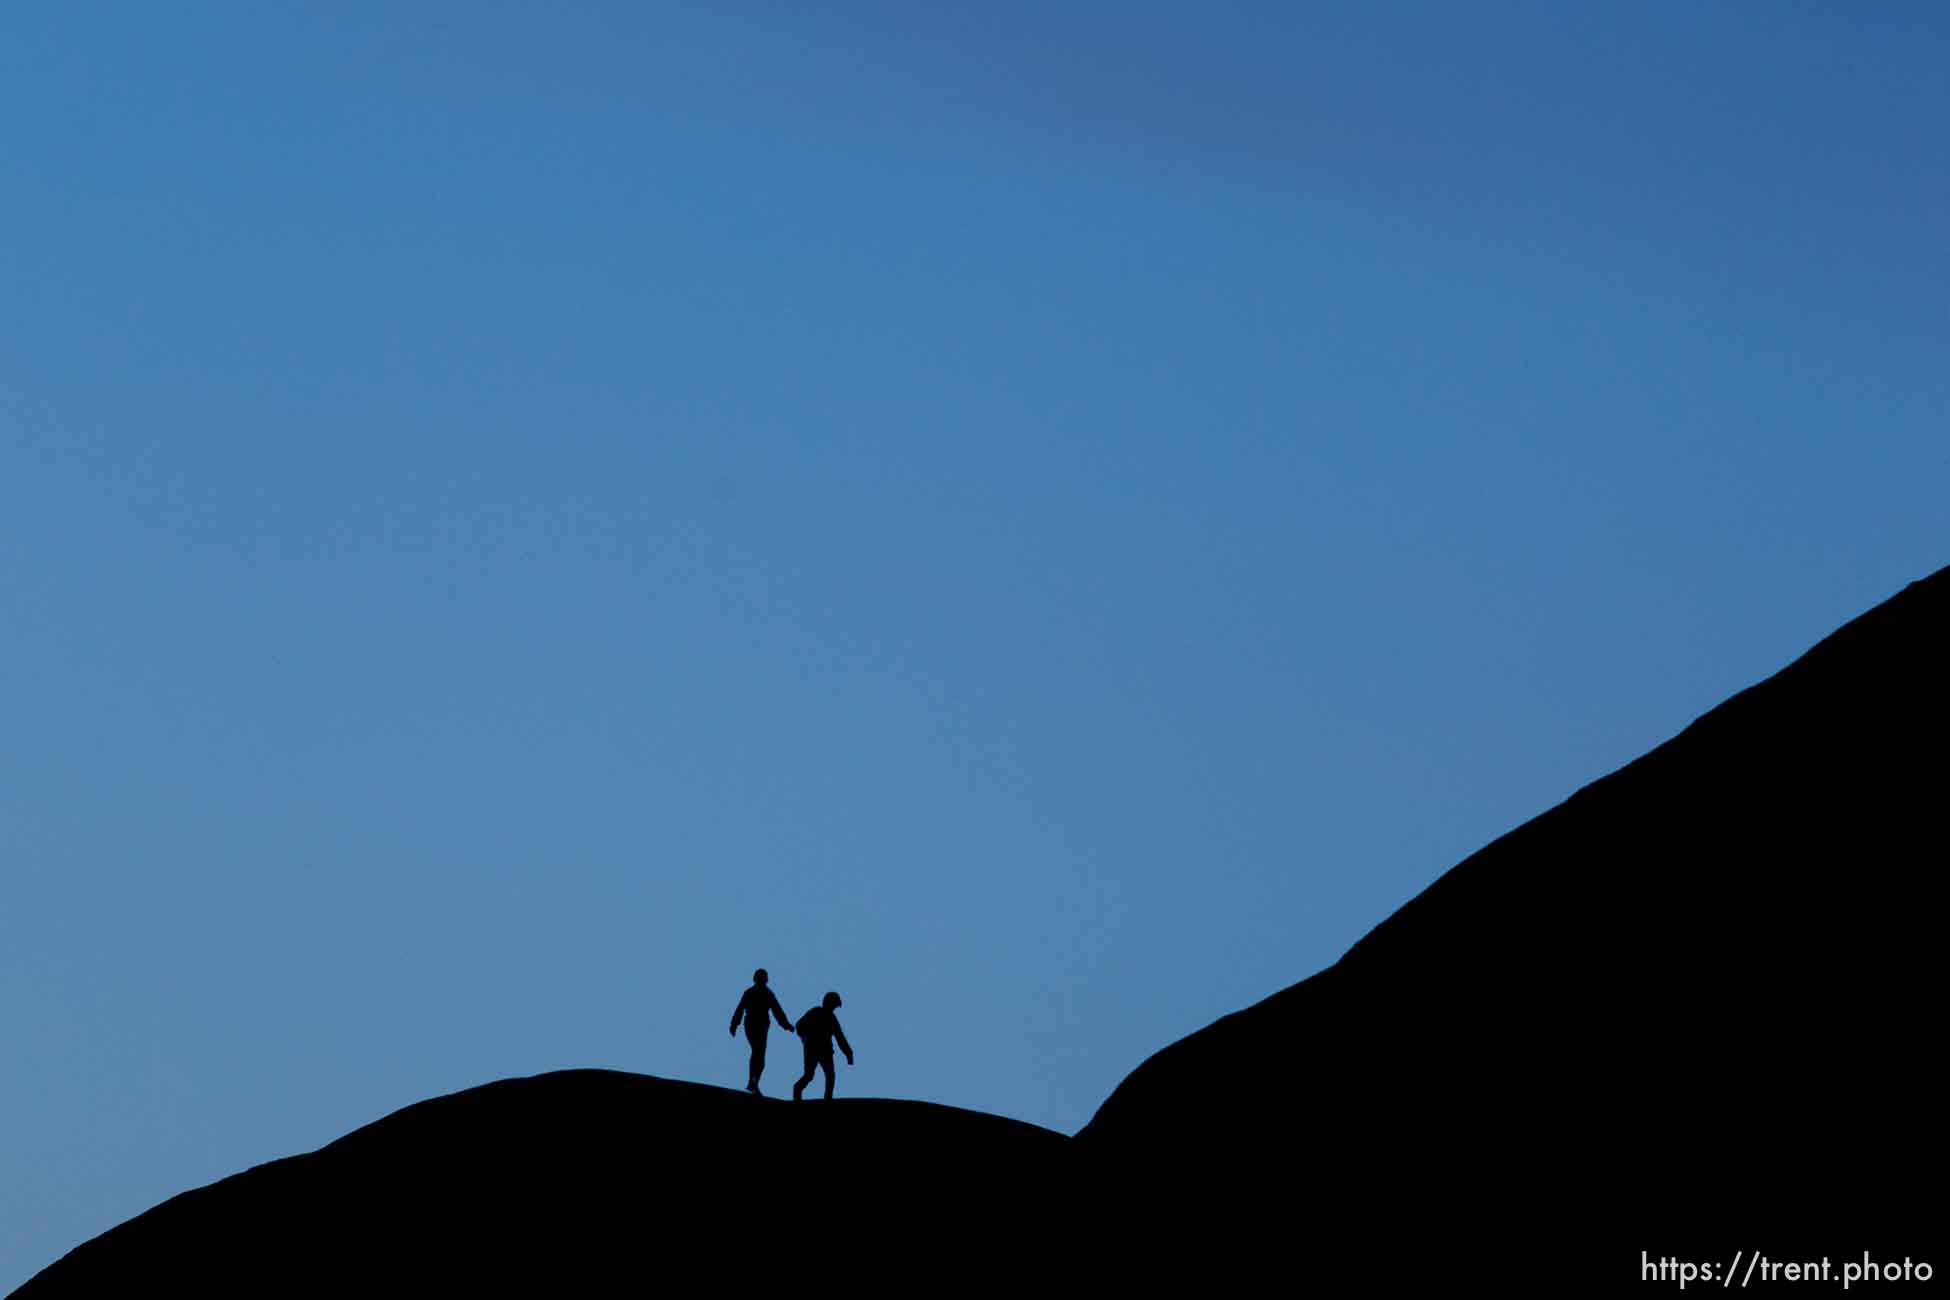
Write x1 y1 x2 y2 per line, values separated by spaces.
822 991 841 1011
753 969 769 985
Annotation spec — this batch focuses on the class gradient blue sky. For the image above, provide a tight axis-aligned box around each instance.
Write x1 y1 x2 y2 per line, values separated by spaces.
5 1 1946 1284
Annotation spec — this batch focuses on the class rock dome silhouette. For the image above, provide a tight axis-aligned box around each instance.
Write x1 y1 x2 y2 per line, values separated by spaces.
18 567 1944 1294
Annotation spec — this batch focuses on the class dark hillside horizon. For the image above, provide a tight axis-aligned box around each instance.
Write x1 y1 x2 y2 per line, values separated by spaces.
18 566 1943 1293
1080 565 1945 1238
15 1071 1073 1295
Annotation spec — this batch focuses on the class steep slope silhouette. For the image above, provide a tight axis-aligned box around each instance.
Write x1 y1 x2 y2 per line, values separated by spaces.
1079 566 1945 1238
19 570 1942 1293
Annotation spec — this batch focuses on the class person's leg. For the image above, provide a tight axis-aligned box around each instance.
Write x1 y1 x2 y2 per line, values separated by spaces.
794 1044 818 1100
819 1053 835 1100
747 1027 768 1092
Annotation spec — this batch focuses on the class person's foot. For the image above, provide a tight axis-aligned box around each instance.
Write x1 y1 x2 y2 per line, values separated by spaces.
792 1084 804 1101
746 1082 760 1095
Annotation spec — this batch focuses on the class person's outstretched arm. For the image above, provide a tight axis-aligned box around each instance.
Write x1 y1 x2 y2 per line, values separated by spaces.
767 988 793 1033
834 1020 853 1064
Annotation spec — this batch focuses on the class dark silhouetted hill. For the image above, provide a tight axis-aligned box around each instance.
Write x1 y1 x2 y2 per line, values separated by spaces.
20 570 1944 1293
16 1071 1070 1295
1079 566 1945 1245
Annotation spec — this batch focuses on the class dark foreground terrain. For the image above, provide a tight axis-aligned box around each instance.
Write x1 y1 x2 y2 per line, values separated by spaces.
1079 566 1944 1264
19 568 1944 1293
17 1070 1074 1293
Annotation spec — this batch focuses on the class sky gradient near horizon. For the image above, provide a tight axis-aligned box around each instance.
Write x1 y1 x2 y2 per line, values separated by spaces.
5 2 1947 1285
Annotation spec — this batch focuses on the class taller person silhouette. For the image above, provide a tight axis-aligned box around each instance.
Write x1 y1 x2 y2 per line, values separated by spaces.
729 968 793 1095
792 991 853 1101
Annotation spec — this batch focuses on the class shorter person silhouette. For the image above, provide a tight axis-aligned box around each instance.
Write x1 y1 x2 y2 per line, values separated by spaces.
729 968 793 1095
792 991 853 1101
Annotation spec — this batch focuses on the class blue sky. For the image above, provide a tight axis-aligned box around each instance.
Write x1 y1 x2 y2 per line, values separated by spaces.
4 1 1945 1284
